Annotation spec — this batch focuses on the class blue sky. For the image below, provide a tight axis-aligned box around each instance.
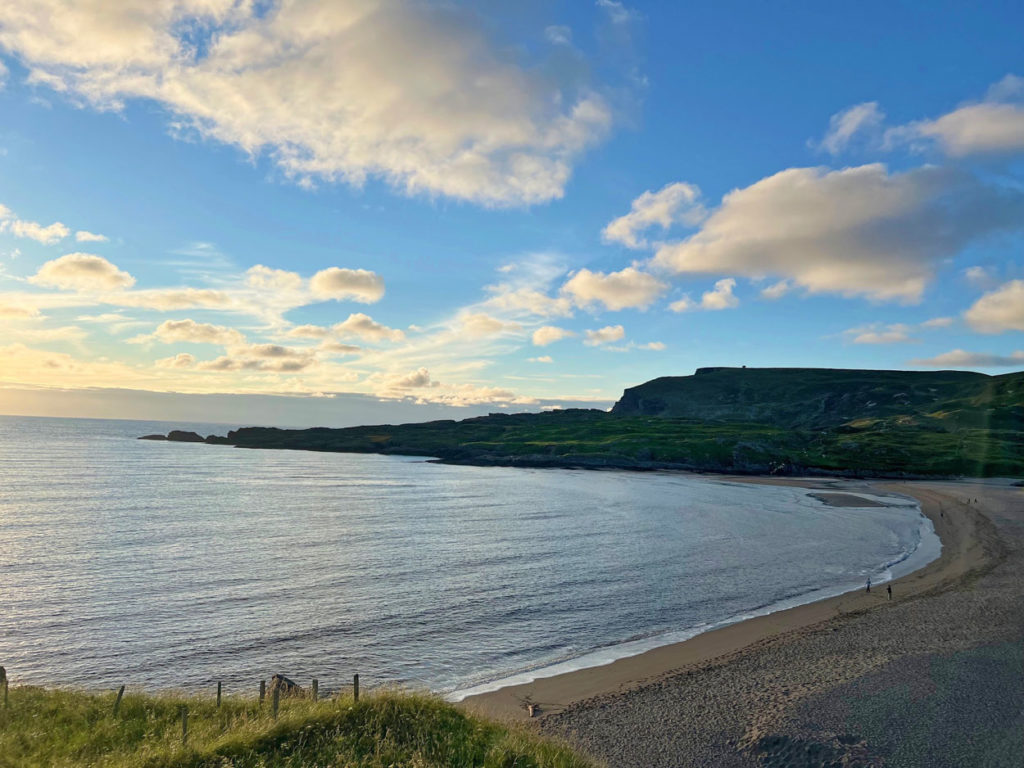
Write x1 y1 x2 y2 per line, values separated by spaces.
1 1 1023 425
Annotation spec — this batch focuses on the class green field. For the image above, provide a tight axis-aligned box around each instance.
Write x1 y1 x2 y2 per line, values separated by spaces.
0 686 594 768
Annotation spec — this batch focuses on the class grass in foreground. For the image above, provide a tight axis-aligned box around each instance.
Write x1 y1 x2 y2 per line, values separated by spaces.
0 686 596 768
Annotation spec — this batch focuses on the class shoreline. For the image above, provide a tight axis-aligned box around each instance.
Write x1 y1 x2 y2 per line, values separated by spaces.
460 477 999 722
449 487 936 704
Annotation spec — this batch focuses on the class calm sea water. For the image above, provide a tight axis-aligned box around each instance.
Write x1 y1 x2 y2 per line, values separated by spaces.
0 415 939 697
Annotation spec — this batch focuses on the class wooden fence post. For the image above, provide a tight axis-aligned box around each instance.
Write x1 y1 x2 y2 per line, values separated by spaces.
312 678 318 702
113 685 125 716
181 706 188 746
259 679 266 705
353 674 359 703
216 681 222 708
1 666 7 710
271 687 280 720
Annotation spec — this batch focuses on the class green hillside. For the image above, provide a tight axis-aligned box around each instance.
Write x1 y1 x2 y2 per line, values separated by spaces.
0 686 593 768
613 367 1024 428
152 367 1024 478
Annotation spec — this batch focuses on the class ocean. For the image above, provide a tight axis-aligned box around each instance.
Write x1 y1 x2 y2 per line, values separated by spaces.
0 415 940 698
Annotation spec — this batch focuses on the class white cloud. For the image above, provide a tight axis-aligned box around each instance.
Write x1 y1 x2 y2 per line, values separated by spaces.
333 312 405 342
545 25 572 45
156 352 196 369
669 278 738 312
760 280 790 300
584 324 625 346
986 74 1024 101
458 312 521 338
367 367 536 407
319 340 361 355
287 324 331 340
602 182 704 249
479 254 574 319
482 286 572 318
75 312 127 323
75 230 108 243
964 265 995 288
242 343 314 360
640 341 665 350
1 217 70 244
310 267 385 303
562 266 668 310
916 103 1024 156
887 74 1024 156
29 253 135 291
597 0 635 24
844 317 954 344
815 101 885 155
652 164 1024 302
387 367 437 389
532 325 574 346
246 264 303 293
0 205 74 244
380 378 537 408
0 1 612 206
529 355 553 363
845 323 914 345
698 278 739 310
137 318 246 347
115 288 232 310
965 280 1024 333
909 349 1024 368
196 355 317 373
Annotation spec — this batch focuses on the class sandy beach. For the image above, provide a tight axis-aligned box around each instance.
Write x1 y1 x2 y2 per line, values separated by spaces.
462 477 1023 767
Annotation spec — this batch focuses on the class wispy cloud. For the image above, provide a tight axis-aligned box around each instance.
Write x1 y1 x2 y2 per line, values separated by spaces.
909 349 1024 368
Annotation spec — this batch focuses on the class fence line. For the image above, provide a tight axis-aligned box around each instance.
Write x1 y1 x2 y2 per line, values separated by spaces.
0 669 365 723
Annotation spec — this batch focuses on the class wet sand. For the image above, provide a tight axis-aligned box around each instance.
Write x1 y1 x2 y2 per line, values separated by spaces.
806 491 887 507
462 478 1021 767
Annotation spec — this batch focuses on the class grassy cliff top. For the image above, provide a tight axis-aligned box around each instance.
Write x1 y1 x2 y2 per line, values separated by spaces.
0 685 593 768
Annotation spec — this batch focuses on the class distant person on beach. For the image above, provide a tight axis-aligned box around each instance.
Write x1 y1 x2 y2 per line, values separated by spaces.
887 584 892 601
866 577 871 593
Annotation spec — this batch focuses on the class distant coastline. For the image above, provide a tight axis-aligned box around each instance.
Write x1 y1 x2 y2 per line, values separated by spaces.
138 423 1018 480
139 366 1024 479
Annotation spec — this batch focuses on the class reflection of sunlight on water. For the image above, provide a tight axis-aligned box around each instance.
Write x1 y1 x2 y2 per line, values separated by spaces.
0 415 937 694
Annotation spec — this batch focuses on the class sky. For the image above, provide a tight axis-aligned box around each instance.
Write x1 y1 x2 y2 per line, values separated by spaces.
1 1 1023 426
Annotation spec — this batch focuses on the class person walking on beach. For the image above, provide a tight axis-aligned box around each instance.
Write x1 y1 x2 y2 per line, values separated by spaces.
866 577 871 593
887 584 892 601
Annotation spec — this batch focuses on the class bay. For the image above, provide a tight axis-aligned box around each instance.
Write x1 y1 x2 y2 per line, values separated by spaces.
0 415 938 696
